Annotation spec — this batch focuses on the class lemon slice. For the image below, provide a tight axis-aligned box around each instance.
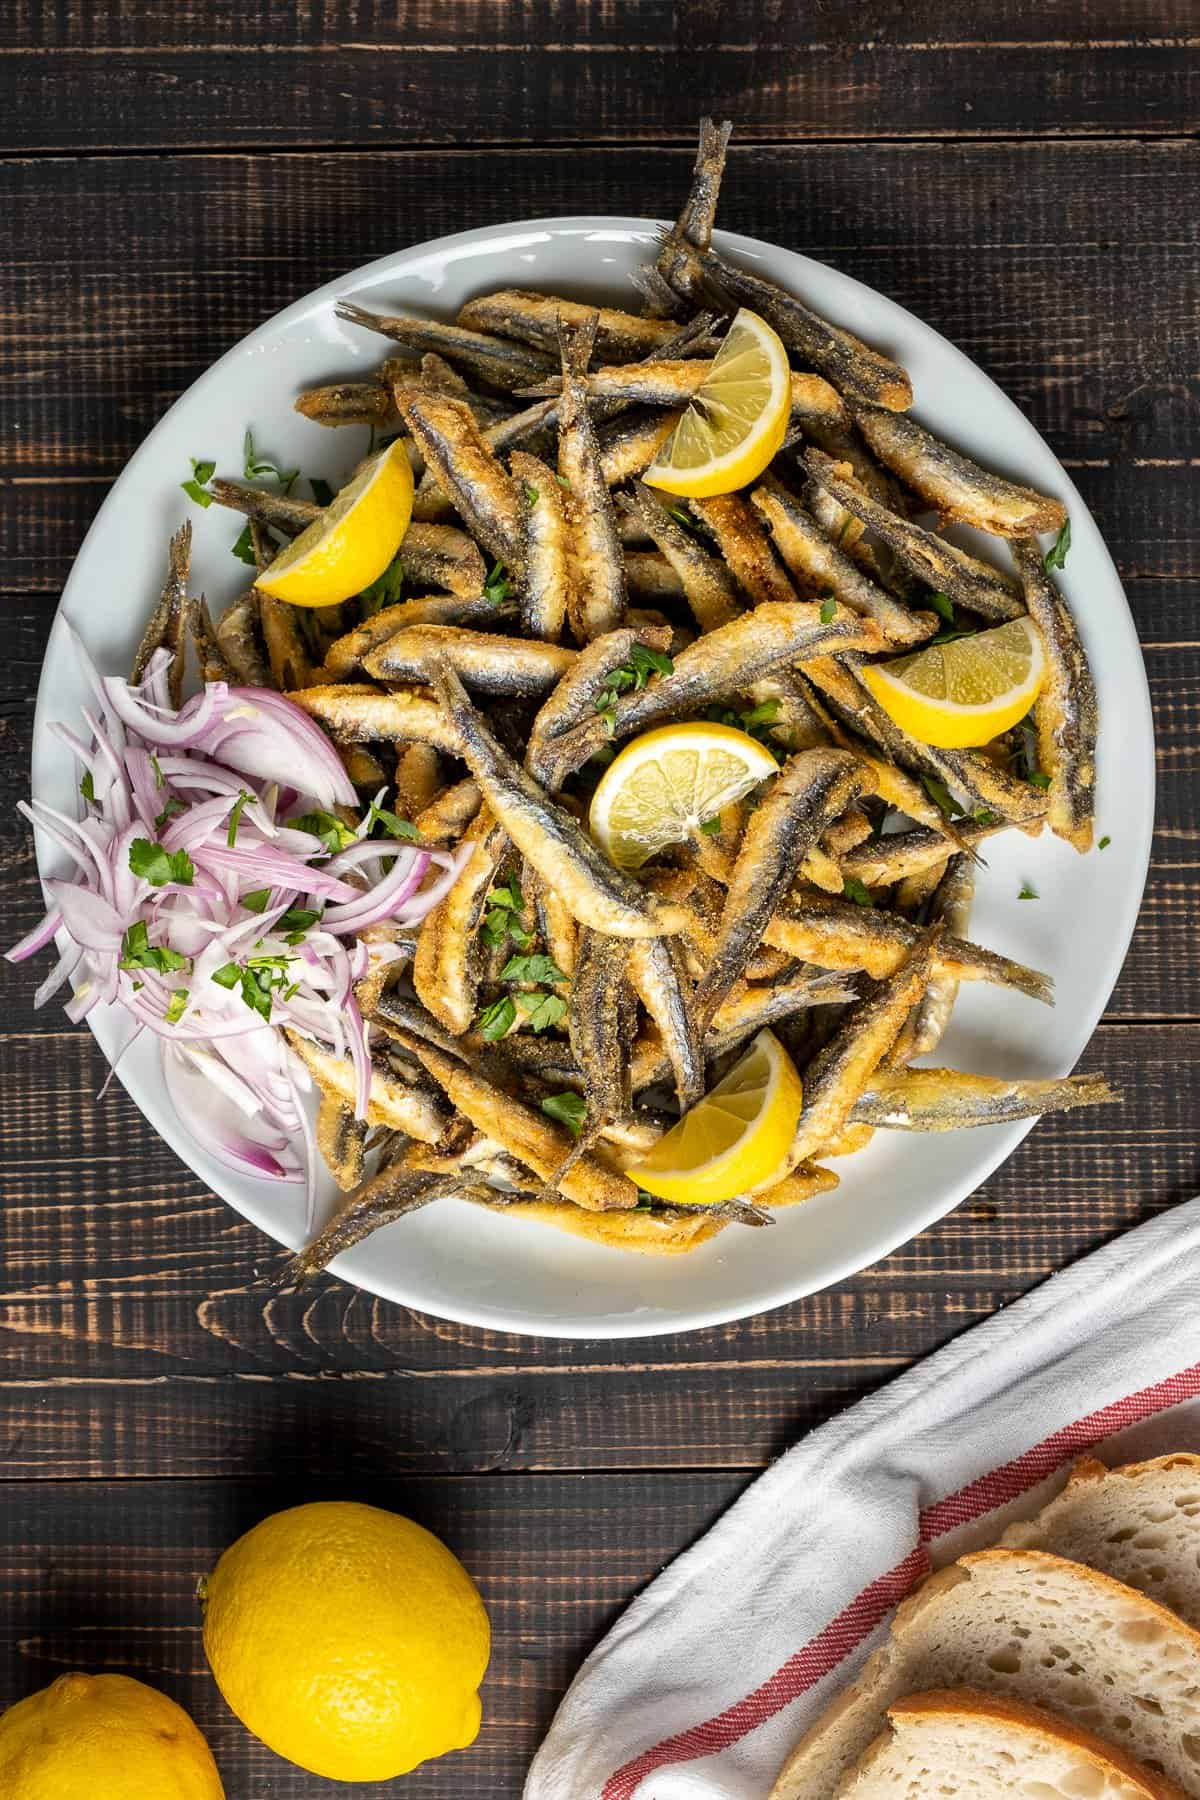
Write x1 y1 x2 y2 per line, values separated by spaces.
860 617 1046 750
257 440 413 608
629 1029 803 1206
642 308 792 498
589 721 779 871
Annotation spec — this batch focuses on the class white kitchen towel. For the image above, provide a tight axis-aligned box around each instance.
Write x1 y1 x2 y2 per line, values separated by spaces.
524 1198 1200 1800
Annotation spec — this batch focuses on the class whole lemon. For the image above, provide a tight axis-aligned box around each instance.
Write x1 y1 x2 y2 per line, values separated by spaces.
0 1671 224 1798
202 1500 489 1782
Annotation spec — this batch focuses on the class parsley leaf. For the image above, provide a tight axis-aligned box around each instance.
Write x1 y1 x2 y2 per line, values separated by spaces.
226 790 254 846
1027 770 1052 789
1044 518 1071 572
129 838 195 887
181 457 215 508
920 774 963 821
212 963 242 990
154 797 186 831
928 591 955 625
243 427 298 494
240 887 272 914
523 481 540 504
1018 881 1039 900
819 597 837 624
365 799 420 841
842 875 875 907
481 882 530 950
595 646 673 728
517 990 568 1033
541 1091 586 1135
699 815 722 834
238 966 275 1021
501 952 567 986
231 521 258 566
150 755 165 789
361 552 404 615
477 996 517 1040
79 771 95 803
970 807 996 826
484 560 515 605
279 905 322 937
164 989 189 1025
289 809 356 855
191 458 215 487
118 922 188 975
1098 835 1111 850
629 644 673 686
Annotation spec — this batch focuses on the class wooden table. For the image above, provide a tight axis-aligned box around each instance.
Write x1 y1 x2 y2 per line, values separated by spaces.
3 7 1195 1794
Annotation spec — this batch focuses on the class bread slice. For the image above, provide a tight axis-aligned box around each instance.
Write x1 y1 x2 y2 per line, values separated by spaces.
1002 1456 1200 1627
833 1689 1188 1799
770 1550 1200 1799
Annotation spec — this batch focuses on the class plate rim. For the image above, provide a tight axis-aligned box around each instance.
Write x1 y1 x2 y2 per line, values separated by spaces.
31 213 1156 1339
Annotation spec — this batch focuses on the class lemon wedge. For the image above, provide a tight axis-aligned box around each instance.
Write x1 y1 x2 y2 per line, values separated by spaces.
629 1029 803 1207
642 308 792 498
588 721 779 871
257 440 413 608
861 617 1046 750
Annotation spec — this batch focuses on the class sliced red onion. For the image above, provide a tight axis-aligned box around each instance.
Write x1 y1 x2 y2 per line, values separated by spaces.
163 1046 302 1184
6 907 64 964
322 849 430 933
203 688 356 811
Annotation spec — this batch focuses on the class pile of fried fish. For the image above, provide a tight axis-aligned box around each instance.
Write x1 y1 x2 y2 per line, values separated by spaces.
161 119 1114 1279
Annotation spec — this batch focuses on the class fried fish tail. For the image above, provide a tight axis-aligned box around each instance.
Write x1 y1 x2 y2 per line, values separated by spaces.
851 1067 1118 1130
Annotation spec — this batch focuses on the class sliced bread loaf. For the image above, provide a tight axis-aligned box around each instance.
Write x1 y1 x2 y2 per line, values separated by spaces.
1002 1455 1200 1627
833 1689 1188 1799
770 1549 1200 1799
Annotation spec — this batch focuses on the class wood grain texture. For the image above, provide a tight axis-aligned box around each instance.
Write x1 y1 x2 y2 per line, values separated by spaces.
2 4 1198 150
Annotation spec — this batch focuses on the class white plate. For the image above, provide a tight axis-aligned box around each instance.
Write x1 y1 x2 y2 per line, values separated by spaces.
31 217 1153 1339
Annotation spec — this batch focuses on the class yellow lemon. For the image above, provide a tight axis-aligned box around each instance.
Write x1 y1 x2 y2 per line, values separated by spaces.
589 720 779 871
202 1500 489 1782
643 308 792 497
257 440 413 607
861 617 1046 750
0 1671 224 1799
629 1029 803 1206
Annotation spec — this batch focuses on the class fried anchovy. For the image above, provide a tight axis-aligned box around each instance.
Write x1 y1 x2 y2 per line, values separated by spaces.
316 1094 368 1193
793 666 957 834
335 299 556 392
288 1032 446 1141
525 624 673 789
624 550 686 603
398 522 490 597
892 852 976 1064
852 1067 1117 1130
766 895 1053 1003
409 398 559 525
188 593 240 684
216 589 271 688
671 237 913 411
1012 536 1098 852
623 482 743 630
414 776 482 843
852 401 1068 537
785 928 938 1166
458 288 683 360
522 358 713 405
840 821 1004 889
529 866 580 978
288 683 462 754
363 625 575 697
548 601 887 776
569 930 636 1136
393 742 442 821
510 448 574 640
208 477 318 537
650 116 734 313
323 595 504 678
259 593 317 692
396 390 524 568
598 408 682 485
696 749 870 1025
631 966 856 1091
752 481 936 648
804 447 1024 622
746 672 834 755
688 492 797 608
628 934 706 1110
432 662 687 938
294 374 401 429
402 1034 638 1211
367 992 471 1066
281 1164 493 1287
412 807 506 1033
132 523 191 706
557 313 628 639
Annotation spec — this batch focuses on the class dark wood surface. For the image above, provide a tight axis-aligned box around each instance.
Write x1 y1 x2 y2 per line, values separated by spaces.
3 8 1196 1795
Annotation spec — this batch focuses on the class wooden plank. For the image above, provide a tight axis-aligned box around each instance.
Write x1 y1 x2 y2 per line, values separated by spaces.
3 10 1198 150
0 1022 1184 1401
3 143 1197 486
0 1470 748 1797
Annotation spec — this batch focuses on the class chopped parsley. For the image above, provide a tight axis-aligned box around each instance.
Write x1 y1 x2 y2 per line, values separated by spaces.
541 1091 586 1135
118 921 188 975
501 952 567 986
243 427 298 494
477 995 517 1040
164 989 189 1025
361 552 404 615
365 799 420 841
231 521 258 567
516 989 568 1033
212 963 242 990
226 790 254 846
819 596 837 625
240 887 272 914
595 644 674 731
1044 519 1071 572
523 482 540 504
971 807 996 826
1098 835 1111 850
181 456 215 508
484 560 515 605
704 697 784 758
289 809 356 855
1018 881 1038 900
1027 770 1052 790
481 881 531 950
842 875 875 907
79 771 95 803
928 591 955 625
154 797 186 831
699 815 723 834
150 755 165 789
129 838 195 887
920 774 963 822
279 905 322 940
